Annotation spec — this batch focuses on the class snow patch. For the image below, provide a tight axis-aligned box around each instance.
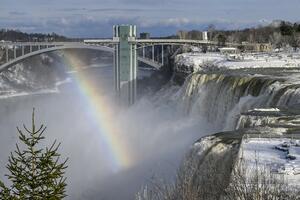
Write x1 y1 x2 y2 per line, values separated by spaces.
240 138 300 186
252 108 281 112
175 52 300 73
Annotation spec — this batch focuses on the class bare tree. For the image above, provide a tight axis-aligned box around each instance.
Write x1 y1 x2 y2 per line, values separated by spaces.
224 152 300 200
136 144 235 200
136 148 300 200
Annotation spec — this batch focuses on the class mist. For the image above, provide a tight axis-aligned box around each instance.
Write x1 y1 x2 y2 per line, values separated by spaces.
0 50 215 199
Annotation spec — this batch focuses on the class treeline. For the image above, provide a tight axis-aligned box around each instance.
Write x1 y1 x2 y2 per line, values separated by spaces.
177 20 300 49
0 29 70 42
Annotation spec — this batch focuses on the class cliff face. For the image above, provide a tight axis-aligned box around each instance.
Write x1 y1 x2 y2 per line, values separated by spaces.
168 52 300 195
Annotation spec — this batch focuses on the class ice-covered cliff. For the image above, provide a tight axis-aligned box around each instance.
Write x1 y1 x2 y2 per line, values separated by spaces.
169 51 300 192
175 52 300 74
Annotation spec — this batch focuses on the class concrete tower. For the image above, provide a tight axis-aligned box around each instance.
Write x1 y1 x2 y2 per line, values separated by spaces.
113 25 137 106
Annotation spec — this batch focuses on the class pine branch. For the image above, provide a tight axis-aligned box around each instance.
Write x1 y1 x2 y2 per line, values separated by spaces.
0 108 68 199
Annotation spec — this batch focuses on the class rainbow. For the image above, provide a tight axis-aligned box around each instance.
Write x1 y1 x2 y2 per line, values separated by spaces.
62 53 133 171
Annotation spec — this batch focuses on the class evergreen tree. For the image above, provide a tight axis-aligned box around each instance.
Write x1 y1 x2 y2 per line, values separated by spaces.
280 21 294 36
0 109 68 200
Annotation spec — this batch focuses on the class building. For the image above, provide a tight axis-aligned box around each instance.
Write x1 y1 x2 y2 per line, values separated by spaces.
239 42 272 52
140 32 150 39
177 30 209 40
176 30 188 39
202 31 208 41
254 43 272 52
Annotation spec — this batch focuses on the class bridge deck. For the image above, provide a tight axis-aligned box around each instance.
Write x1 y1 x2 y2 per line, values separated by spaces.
0 42 85 46
0 39 241 47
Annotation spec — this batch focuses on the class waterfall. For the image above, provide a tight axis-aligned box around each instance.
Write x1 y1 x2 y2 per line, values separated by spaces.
163 71 300 132
151 70 300 198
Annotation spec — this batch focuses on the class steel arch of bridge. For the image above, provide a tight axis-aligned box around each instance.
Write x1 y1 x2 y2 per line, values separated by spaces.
0 43 115 72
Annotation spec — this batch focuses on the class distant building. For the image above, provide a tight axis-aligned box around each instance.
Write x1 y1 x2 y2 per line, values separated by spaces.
202 31 208 41
177 30 188 39
140 32 150 39
254 43 272 52
177 30 209 40
242 43 272 52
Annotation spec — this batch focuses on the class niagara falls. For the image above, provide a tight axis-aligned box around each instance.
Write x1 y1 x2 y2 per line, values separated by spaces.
0 0 300 199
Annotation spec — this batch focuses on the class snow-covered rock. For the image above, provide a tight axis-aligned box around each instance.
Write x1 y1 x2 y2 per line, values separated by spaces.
240 138 300 186
175 52 300 74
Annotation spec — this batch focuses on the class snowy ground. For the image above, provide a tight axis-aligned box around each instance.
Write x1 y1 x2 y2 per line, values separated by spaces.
240 137 300 186
175 52 300 72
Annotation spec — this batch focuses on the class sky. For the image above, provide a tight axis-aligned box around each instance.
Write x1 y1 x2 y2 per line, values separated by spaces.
0 0 300 38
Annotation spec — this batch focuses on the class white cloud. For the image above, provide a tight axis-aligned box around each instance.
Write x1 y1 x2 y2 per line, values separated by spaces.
60 18 69 26
159 18 190 27
1 0 300 37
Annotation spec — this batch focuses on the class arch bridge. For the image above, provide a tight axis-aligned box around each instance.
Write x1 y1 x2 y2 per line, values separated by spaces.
0 25 225 105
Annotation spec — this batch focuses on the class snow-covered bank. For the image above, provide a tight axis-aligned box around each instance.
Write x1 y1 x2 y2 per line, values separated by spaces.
175 52 300 73
240 138 300 186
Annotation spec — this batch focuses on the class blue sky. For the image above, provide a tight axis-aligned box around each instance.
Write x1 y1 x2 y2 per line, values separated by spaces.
1 0 300 38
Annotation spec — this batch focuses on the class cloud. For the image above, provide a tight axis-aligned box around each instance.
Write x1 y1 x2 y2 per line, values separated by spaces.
58 8 87 12
0 14 270 38
159 18 190 27
1 0 300 37
8 11 27 16
112 0 173 6
58 7 180 13
88 8 149 12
